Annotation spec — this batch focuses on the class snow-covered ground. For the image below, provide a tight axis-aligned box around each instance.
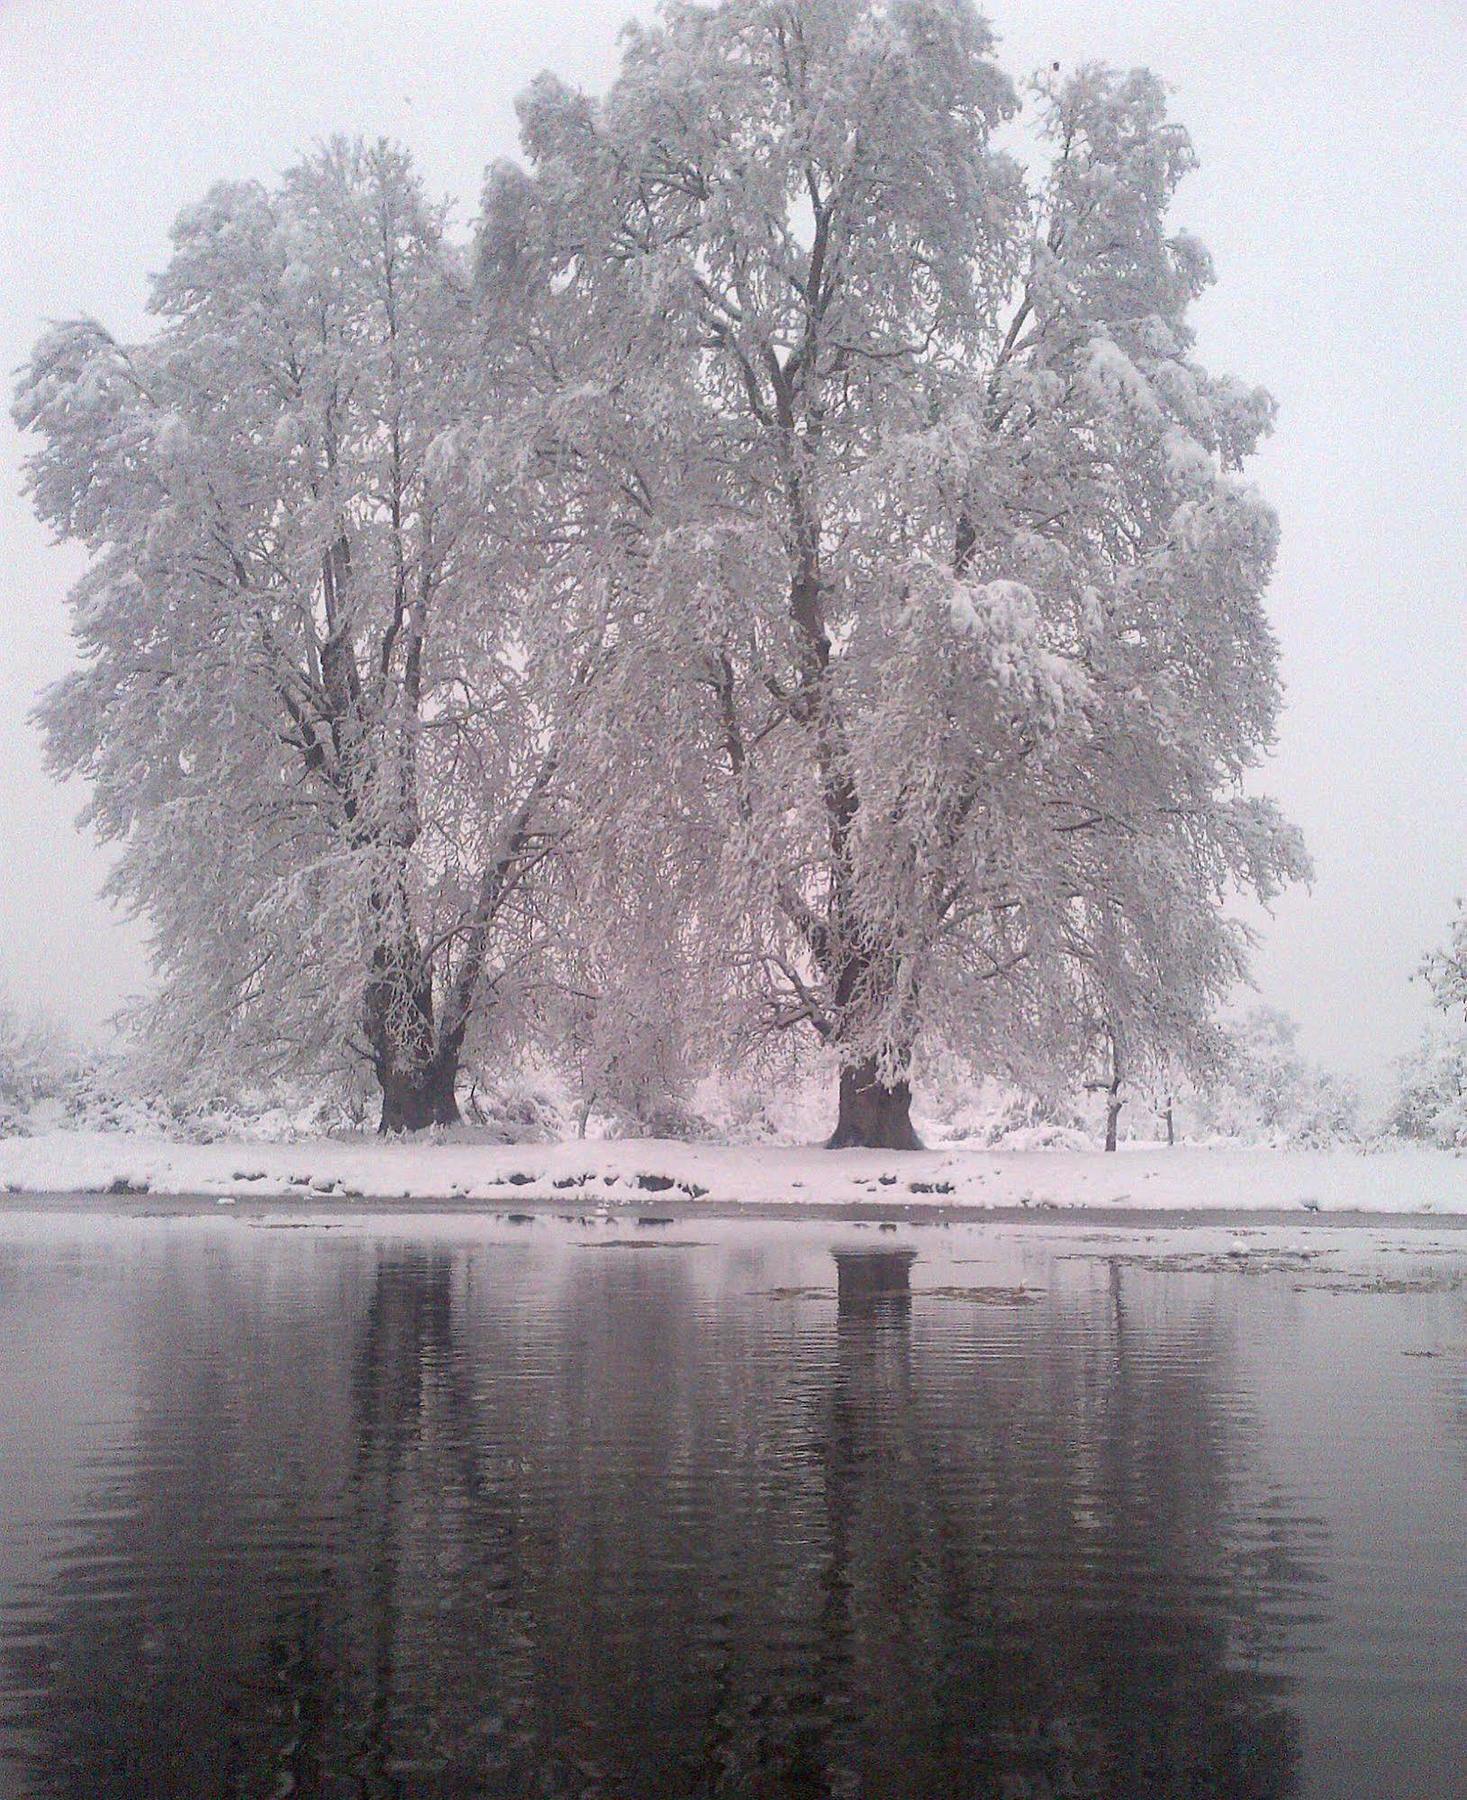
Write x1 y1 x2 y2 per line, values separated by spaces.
0 1130 1462 1216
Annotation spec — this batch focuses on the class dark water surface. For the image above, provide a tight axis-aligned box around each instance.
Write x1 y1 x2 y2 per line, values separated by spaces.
0 1208 1463 1800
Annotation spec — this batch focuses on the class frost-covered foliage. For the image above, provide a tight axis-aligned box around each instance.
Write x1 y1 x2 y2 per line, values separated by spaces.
558 965 701 1138
485 0 1306 1146
15 142 615 1132
1387 904 1467 1149
1187 1008 1360 1148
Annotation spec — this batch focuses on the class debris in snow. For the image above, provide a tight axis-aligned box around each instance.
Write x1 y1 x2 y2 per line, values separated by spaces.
918 1285 1041 1305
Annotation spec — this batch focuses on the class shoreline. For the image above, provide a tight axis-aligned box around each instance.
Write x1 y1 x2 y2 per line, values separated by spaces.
6 1190 1467 1233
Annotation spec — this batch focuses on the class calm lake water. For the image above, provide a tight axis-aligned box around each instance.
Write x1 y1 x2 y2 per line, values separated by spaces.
0 1207 1463 1800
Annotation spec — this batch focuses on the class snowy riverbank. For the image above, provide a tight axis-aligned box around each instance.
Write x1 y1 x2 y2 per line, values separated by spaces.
0 1131 1462 1216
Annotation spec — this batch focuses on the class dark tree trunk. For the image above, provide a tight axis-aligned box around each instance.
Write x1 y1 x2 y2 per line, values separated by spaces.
827 1058 923 1151
1104 1089 1122 1153
378 1054 460 1134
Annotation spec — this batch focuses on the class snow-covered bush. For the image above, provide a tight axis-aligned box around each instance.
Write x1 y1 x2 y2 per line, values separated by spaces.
914 1065 1092 1149
694 1055 843 1146
57 1050 382 1142
0 1001 80 1135
457 1070 570 1144
58 1054 174 1136
558 969 699 1139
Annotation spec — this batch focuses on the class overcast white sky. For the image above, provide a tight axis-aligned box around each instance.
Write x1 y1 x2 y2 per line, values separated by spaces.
2 0 1463 1092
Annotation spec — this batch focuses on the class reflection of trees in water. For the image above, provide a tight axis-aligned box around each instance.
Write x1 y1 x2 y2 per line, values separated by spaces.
3 1234 1322 1799
810 1248 1309 1799
437 1241 836 1796
0 1236 363 1796
2 1242 557 1796
1434 1290 1467 1464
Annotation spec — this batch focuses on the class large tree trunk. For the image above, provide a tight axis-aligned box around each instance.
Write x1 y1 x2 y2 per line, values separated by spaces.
827 1058 923 1151
378 1053 460 1134
365 936 460 1134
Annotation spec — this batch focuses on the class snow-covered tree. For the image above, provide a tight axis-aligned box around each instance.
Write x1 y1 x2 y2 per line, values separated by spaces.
1388 1031 1467 1150
1189 1007 1359 1148
1388 903 1467 1149
488 0 1306 1147
15 142 601 1130
1422 901 1467 1018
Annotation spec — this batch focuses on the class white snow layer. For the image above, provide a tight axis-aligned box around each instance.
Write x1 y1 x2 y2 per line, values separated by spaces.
0 1133 1462 1215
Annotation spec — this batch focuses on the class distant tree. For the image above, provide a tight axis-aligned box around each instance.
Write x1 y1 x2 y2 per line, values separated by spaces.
15 142 605 1131
488 0 1306 1147
1191 1008 1359 1147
